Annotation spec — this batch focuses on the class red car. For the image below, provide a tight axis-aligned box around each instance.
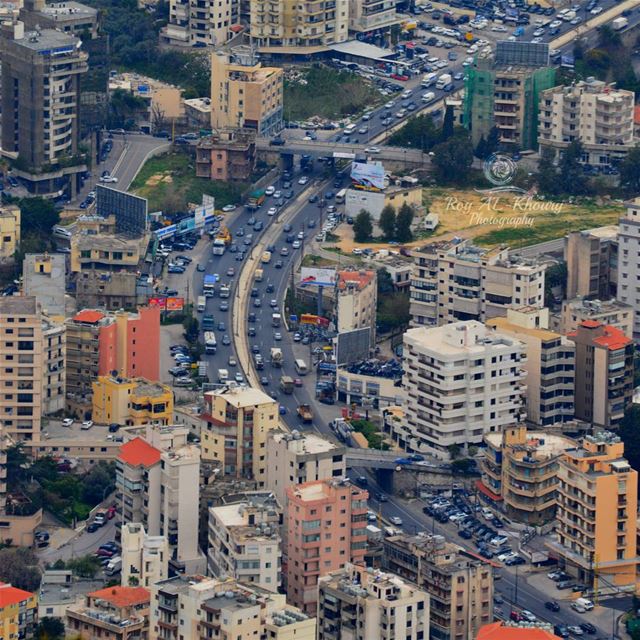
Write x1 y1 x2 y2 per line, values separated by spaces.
294 378 303 387
95 547 116 558
391 74 409 81
106 505 116 520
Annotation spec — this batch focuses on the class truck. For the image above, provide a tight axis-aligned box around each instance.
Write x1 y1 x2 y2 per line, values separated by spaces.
261 251 272 264
271 313 281 327
422 72 438 87
297 404 313 423
219 284 230 299
561 10 576 21
204 331 217 354
279 376 294 394
104 556 122 576
212 238 227 256
422 91 436 104
196 296 206 313
203 274 216 297
212 227 232 255
612 17 628 30
202 314 215 331
246 189 266 210
254 268 264 283
270 347 283 367
436 73 452 89
218 368 229 383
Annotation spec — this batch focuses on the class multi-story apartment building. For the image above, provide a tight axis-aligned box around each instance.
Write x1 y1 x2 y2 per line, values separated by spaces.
162 0 237 48
0 297 44 443
400 321 526 458
195 128 256 182
0 582 38 640
348 0 401 33
0 21 88 196
207 494 282 591
336 269 377 347
150 575 315 640
65 307 160 416
564 226 618 301
409 240 546 328
286 478 368 615
41 316 65 416
382 533 493 640
115 426 204 574
23 253 66 319
0 205 20 265
558 297 634 338
617 198 640 339
210 49 283 136
121 523 169 589
539 79 635 167
66 586 150 640
481 426 576 525
488 307 575 426
548 431 638 591
201 385 279 486
317 563 430 640
92 375 173 426
568 321 633 429
265 430 346 507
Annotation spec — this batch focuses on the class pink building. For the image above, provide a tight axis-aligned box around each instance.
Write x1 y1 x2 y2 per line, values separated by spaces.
286 479 369 615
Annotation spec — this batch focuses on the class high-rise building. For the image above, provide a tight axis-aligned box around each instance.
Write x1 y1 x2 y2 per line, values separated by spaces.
617 198 640 338
0 21 88 196
400 322 526 458
558 298 633 339
547 432 637 592
317 563 430 640
115 426 204 574
0 582 38 640
250 0 349 51
207 493 282 591
336 269 377 346
201 385 279 486
210 49 283 136
150 575 315 640
265 430 346 507
23 253 66 319
568 321 633 429
286 478 368 615
121 523 169 589
41 315 65 416
539 79 635 167
488 307 575 426
162 0 237 48
409 240 546 328
382 533 493 640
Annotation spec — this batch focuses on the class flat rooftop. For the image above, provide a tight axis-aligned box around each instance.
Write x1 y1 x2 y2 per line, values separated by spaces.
211 385 275 408
485 431 575 458
14 28 80 52
272 431 340 455
75 233 144 251
0 296 37 315
37 1 97 18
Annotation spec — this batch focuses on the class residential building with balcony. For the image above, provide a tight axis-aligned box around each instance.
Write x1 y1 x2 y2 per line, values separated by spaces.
66 586 150 640
488 307 575 426
348 0 401 33
336 269 377 347
400 321 526 459
617 198 640 339
121 523 169 589
23 253 66 319
547 431 638 591
115 426 204 574
539 79 635 166
207 493 282 591
317 563 429 640
265 430 345 507
0 583 37 640
0 205 20 265
195 128 256 182
41 315 65 416
162 0 237 48
150 575 315 640
382 533 493 640
409 240 546 328
286 478 368 616
568 321 633 430
201 385 279 486
557 297 633 339
481 426 576 525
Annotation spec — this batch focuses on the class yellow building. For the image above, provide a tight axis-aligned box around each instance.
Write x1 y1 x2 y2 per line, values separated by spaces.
202 385 279 486
0 204 20 263
547 431 638 592
0 583 37 639
92 375 173 426
211 50 283 136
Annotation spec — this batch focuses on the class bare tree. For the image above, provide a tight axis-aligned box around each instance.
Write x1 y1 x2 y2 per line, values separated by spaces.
151 102 167 135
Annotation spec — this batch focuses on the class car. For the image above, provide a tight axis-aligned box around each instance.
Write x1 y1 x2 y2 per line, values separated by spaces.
389 516 403 526
545 601 560 612
308 194 319 203
235 252 245 261
62 418 74 427
217 321 226 331
284 190 294 199
292 240 301 249
234 372 244 383
219 302 229 312
298 176 309 185
547 570 564 580
269 299 278 308
109 423 120 433
99 541 119 553
95 547 116 558
81 420 93 430
268 207 277 216
253 298 262 308
579 624 596 635
247 326 256 337
283 223 292 232
556 579 575 590
505 555 525 566
275 260 283 269
554 626 570 639
280 247 290 256
99 175 118 183
265 186 276 195
221 204 236 212
567 626 584 637
520 610 536 623
590 6 602 14
293 333 302 342
308 220 316 228
252 344 260 354
279 405 287 415
86 522 101 533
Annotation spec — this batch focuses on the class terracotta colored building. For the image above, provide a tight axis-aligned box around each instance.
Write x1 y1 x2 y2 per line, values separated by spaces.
286 478 368 616
477 621 561 640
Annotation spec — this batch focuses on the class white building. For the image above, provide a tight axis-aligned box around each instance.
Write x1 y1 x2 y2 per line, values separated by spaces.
162 0 237 48
207 495 282 592
400 321 526 458
121 522 169 589
617 198 640 340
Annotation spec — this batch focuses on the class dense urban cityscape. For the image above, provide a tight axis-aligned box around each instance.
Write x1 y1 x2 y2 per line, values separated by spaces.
1 0 640 639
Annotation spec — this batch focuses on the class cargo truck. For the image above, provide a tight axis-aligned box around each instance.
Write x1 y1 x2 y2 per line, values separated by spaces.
271 313 281 327
218 368 229 383
612 17 628 30
270 347 283 367
212 227 232 255
196 296 206 313
203 274 216 297
297 404 313 423
254 268 264 282
279 376 294 394
204 331 217 354
246 189 266 210
436 73 452 89
202 314 215 330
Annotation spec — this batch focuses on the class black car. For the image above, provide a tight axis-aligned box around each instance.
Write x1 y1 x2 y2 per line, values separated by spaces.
580 623 597 635
545 601 560 612
248 312 257 322
266 284 275 293
284 190 294 199
109 423 120 433
308 194 319 203
275 260 283 269
554 626 570 639
248 326 256 337
86 522 101 533
458 529 473 539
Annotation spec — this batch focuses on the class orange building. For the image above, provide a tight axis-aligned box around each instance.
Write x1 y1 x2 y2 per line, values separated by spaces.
286 479 368 616
477 622 561 640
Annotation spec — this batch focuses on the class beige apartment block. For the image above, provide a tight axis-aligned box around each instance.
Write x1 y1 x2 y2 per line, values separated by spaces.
488 307 574 426
121 522 169 589
617 198 640 338
317 563 430 640
558 298 634 338
348 0 401 32
382 533 493 640
163 0 237 48
539 80 635 167
41 316 65 416
0 204 20 264
401 321 526 458
336 269 377 346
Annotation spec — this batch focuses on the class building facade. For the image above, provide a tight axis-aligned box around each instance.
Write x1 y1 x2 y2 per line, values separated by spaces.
121 522 169 589
0 583 37 640
336 269 377 346
0 205 20 264
558 298 634 339
400 322 526 458
617 198 640 338
23 253 66 319
195 128 256 182
41 316 66 416
162 0 237 48
348 0 401 32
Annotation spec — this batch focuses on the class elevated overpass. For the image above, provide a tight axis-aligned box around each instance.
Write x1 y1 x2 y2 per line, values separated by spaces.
345 448 451 473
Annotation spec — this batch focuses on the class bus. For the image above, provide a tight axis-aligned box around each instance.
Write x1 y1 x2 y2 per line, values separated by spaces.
204 331 217 354
294 359 308 376
196 296 206 313
335 188 347 204
343 123 357 135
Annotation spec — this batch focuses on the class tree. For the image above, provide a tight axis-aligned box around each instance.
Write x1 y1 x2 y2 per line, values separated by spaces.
0 548 42 591
150 102 167 135
620 146 640 194
559 140 588 195
377 291 410 333
441 105 455 142
19 198 60 235
378 205 396 241
395 203 414 243
388 114 440 151
65 555 102 579
36 617 66 640
544 262 568 307
475 135 487 160
485 126 500 157
353 210 373 243
537 146 559 196
619 406 640 476
81 462 115 505
377 268 394 295
432 136 474 184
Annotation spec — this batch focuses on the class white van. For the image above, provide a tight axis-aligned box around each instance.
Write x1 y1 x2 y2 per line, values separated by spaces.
422 72 438 87
571 598 594 613
422 91 436 104
343 123 357 135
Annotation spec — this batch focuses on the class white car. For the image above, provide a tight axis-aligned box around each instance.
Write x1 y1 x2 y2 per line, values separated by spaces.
99 175 118 183
550 19 562 27
491 25 507 32
274 332 282 341
62 418 74 427
498 551 516 562
235 372 244 383
222 204 236 212
389 516 403 526
365 146 381 154
81 420 93 430
358 126 368 134
292 240 302 249
570 16 582 24
265 186 276 195
533 28 545 36
384 101 395 109
590 6 602 14
273 190 282 199
267 207 277 216
531 37 542 43
298 176 309 185
520 610 536 623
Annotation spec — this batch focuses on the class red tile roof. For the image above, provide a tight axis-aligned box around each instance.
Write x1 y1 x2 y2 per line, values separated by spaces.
118 437 161 468
337 270 375 291
73 310 105 324
580 319 601 329
593 325 631 351
477 622 561 640
88 586 150 608
0 583 34 608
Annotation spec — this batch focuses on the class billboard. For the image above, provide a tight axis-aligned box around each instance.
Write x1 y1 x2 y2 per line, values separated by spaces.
335 328 371 366
148 297 167 309
300 314 331 327
97 185 149 236
166 297 184 311
350 162 385 192
495 41 549 67
300 267 337 287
